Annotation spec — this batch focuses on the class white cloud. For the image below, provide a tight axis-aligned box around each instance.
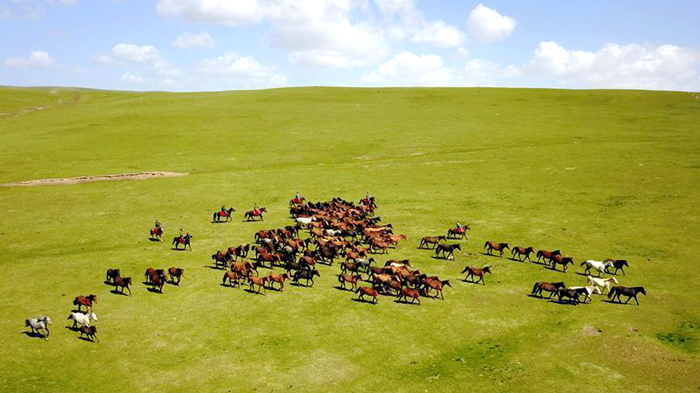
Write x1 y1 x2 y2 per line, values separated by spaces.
467 4 516 43
172 31 215 48
111 43 160 63
411 20 465 48
120 72 144 84
0 0 76 21
4 51 55 68
525 41 700 90
197 52 286 88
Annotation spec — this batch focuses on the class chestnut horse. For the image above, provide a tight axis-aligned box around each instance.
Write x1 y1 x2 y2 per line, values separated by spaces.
73 294 97 312
551 255 574 272
356 286 379 304
484 241 509 257
424 279 451 300
536 249 561 264
114 276 132 295
511 246 534 262
168 267 184 284
531 281 565 298
419 236 444 249
398 287 421 304
462 265 491 285
222 271 242 287
249 276 268 295
267 273 290 291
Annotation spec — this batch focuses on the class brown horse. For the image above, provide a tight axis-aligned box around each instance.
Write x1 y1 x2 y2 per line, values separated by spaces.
419 236 445 249
168 267 184 284
113 276 132 295
145 268 166 284
231 261 258 277
484 241 509 257
267 273 290 291
149 226 163 241
423 279 451 300
531 281 565 298
550 255 574 272
536 249 561 264
338 273 361 291
105 268 121 284
511 246 534 262
249 276 268 295
398 287 421 304
79 325 98 342
356 286 379 304
212 251 231 268
462 265 491 285
608 286 646 305
604 259 630 275
222 271 242 287
73 294 97 312
150 276 165 293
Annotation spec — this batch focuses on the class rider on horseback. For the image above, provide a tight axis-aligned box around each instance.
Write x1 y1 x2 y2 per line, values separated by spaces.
155 220 162 230
455 221 464 234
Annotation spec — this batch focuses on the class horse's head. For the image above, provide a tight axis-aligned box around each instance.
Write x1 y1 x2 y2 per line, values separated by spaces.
609 277 619 284
90 312 97 321
622 260 630 267
41 316 52 325
639 287 647 296
443 280 452 288
483 266 492 274
455 244 462 250
501 243 510 249
554 282 565 288
89 295 98 303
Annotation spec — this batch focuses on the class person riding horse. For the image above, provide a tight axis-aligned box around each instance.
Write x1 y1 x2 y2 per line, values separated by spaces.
455 221 465 234
155 220 162 230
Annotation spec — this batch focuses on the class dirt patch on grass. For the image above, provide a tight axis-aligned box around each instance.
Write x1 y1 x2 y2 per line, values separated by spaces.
582 325 602 336
3 171 188 187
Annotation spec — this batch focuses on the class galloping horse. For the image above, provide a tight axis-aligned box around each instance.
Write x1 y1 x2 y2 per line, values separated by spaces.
213 207 236 223
79 325 98 342
557 288 580 305
604 259 630 275
462 265 491 285
586 275 619 293
25 316 51 339
569 286 602 303
149 226 163 241
172 233 192 250
511 246 535 262
484 241 509 257
398 287 421 304
356 286 379 304
419 236 445 249
550 255 574 272
67 311 97 329
608 286 646 305
73 294 97 312
244 207 267 221
536 249 561 264
580 260 613 276
531 281 565 298
114 276 132 295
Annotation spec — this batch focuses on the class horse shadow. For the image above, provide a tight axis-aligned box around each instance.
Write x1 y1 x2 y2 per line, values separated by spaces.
171 248 188 251
146 287 163 294
64 325 80 332
204 265 226 270
77 336 96 343
549 299 579 306
575 272 593 277
23 331 47 339
508 257 525 263
110 289 129 296
243 288 265 296
148 238 161 242
461 278 484 285
334 285 353 292
602 299 635 306
394 299 420 306
351 298 377 305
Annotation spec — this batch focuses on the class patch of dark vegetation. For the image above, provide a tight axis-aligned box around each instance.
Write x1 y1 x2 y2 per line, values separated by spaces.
656 319 700 353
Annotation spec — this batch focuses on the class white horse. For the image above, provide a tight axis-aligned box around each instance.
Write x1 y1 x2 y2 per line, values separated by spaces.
586 275 619 293
25 316 52 339
68 311 97 328
569 286 602 303
325 229 342 237
580 260 613 276
295 216 316 228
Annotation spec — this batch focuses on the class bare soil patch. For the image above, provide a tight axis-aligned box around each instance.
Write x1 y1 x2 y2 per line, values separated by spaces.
3 171 187 187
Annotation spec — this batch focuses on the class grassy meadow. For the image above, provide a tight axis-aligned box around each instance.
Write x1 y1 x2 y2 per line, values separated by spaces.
0 86 699 392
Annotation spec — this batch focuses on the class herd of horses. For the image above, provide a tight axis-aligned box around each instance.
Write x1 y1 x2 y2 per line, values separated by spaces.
25 194 647 341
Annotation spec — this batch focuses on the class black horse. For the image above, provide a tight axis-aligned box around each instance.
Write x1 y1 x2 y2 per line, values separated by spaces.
293 269 320 287
244 207 267 221
213 207 236 223
557 288 580 305
172 233 192 250
608 286 646 305
605 259 630 275
435 243 461 259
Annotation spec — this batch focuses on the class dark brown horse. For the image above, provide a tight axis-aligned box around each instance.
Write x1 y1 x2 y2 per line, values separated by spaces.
511 246 534 262
608 286 646 305
231 261 258 277
73 294 97 312
222 271 242 287
605 259 630 275
419 236 445 249
557 288 580 305
536 249 561 264
447 224 470 239
435 243 461 259
79 325 98 342
550 255 574 272
149 226 163 241
105 268 120 284
267 273 290 291
398 287 421 304
213 207 236 223
168 267 184 285
293 269 320 287
484 241 509 257
462 265 491 285
114 276 132 295
356 286 378 303
338 273 361 291
172 233 192 250
145 268 166 283
150 275 165 293
531 281 565 298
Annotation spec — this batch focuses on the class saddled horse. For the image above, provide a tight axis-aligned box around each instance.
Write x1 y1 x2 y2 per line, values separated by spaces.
25 316 51 339
604 259 630 275
447 224 470 239
172 233 193 250
511 246 534 262
244 207 267 221
580 260 613 276
569 286 602 303
531 281 565 298
484 241 509 257
536 249 561 264
419 236 445 249
149 226 163 241
289 196 306 206
462 265 491 285
73 294 97 312
550 255 574 272
435 243 461 259
356 286 379 304
114 276 132 295
213 207 236 223
608 286 646 305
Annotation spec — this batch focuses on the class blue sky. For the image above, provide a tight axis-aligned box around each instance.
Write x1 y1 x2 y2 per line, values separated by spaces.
1 0 699 91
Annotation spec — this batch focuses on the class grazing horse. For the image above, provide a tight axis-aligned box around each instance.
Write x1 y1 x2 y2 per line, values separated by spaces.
531 281 565 298
114 276 132 295
398 287 421 304
105 268 120 284
419 236 445 249
609 286 646 305
484 241 509 257
356 287 378 304
435 243 461 259
536 249 561 264
168 267 184 285
338 273 361 291
293 269 320 287
222 271 242 287
267 273 290 291
79 325 98 342
550 255 574 272
462 265 491 285
604 259 630 275
244 207 267 221
447 224 470 239
248 276 268 295
73 294 97 312
586 275 619 293
213 207 236 223
569 286 602 303
511 246 534 262
25 316 51 339
172 233 193 250
424 279 451 300
580 260 613 276
149 226 163 241
557 288 580 305
67 312 97 329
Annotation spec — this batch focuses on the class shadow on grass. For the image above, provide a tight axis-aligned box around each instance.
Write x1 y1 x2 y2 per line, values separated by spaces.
148 238 162 242
23 331 48 340
146 287 163 294
109 289 130 296
351 298 377 305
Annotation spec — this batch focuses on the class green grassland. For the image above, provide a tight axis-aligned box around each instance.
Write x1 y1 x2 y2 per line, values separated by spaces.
0 86 699 392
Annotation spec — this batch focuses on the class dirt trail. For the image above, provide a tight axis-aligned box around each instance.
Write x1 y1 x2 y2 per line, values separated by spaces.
3 172 187 187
